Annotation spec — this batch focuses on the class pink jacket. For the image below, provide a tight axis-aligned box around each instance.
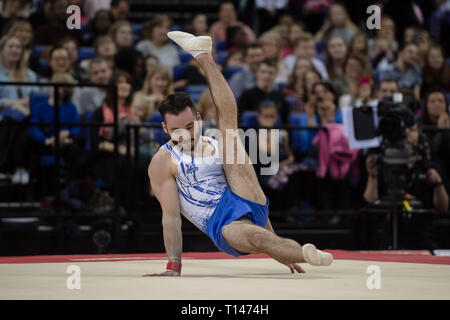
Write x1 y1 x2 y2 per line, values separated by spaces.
313 123 360 180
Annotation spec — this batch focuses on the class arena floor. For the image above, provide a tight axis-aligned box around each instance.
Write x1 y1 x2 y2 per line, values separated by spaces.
0 251 449 300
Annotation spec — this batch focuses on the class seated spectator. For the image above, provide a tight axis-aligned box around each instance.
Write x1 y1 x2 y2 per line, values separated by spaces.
2 18 33 62
259 31 289 83
314 2 358 46
33 0 82 45
0 34 38 116
283 33 328 79
0 0 24 34
368 16 398 69
40 46 71 82
379 42 422 98
414 29 433 68
28 72 85 180
301 69 322 111
144 54 159 77
419 89 450 193
108 19 133 50
191 13 209 36
324 35 348 80
376 77 399 101
89 71 133 197
196 89 217 129
114 46 144 90
332 53 369 99
90 71 133 156
339 76 377 109
221 49 245 69
251 100 297 210
228 43 265 99
110 0 130 22
83 0 111 22
137 64 173 113
421 45 450 96
136 15 180 77
349 32 368 61
80 34 117 76
73 57 113 118
57 37 85 83
238 59 290 122
284 57 315 101
174 59 207 90
282 22 304 58
226 25 249 53
84 9 114 45
209 1 255 43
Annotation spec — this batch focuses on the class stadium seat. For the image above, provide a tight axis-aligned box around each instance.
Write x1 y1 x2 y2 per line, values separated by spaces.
171 25 181 31
276 83 287 91
185 85 208 103
315 42 326 54
173 64 187 82
148 112 169 145
31 45 46 58
39 59 48 70
223 66 243 80
179 51 193 64
132 24 142 34
78 47 95 62
217 51 228 65
215 40 227 52
30 92 50 107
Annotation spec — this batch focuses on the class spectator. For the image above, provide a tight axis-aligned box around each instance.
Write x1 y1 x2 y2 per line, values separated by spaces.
84 9 114 45
110 0 129 21
2 18 34 70
302 69 322 108
228 42 265 99
136 15 180 77
238 59 290 122
28 72 85 180
221 49 245 69
414 29 433 67
33 0 83 45
259 31 288 83
174 59 207 90
209 1 255 43
419 89 450 192
93 34 117 69
196 89 217 129
349 32 368 59
57 37 85 83
137 64 173 113
226 25 249 53
376 77 400 102
40 46 71 81
339 76 377 109
368 16 398 69
0 34 38 114
191 13 209 36
324 35 348 80
0 0 24 34
255 0 289 34
282 22 304 58
83 0 111 22
108 19 133 50
283 33 328 79
114 46 144 90
332 53 368 99
72 57 112 117
29 0 53 30
314 2 358 46
421 44 450 95
144 54 159 77
382 0 424 42
284 57 315 103
379 42 422 98
89 71 133 192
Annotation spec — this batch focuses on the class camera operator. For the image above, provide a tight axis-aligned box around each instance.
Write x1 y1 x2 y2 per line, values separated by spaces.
364 119 449 214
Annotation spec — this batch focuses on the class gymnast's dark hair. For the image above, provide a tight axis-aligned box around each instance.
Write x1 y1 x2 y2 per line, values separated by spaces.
159 92 197 121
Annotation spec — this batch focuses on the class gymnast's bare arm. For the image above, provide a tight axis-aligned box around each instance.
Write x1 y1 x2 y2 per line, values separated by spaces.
146 149 183 276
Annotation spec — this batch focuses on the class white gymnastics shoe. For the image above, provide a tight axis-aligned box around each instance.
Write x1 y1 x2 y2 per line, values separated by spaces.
302 243 333 266
167 31 212 57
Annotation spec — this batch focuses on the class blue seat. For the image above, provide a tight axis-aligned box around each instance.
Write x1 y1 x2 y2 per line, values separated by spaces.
289 113 309 152
185 85 208 94
132 24 142 34
276 83 287 91
315 42 326 54
217 51 228 65
179 51 193 64
171 25 181 31
31 45 46 58
148 112 169 145
173 64 187 82
78 47 95 62
223 66 243 80
39 59 48 70
215 40 227 52
30 92 50 107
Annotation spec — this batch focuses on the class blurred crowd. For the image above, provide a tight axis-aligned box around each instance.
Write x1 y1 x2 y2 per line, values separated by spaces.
0 0 449 228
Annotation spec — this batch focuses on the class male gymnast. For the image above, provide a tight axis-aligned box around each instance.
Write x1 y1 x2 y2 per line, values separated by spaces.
145 31 333 276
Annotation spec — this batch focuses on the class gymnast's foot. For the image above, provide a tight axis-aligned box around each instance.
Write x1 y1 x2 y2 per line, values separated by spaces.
167 31 212 57
302 243 333 266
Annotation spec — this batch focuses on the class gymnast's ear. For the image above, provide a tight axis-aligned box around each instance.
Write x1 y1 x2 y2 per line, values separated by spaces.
162 121 168 135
